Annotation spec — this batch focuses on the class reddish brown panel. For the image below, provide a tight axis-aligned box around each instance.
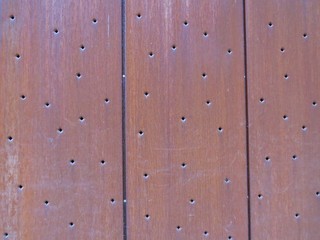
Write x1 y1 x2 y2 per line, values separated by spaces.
126 1 248 239
0 1 122 239
246 1 320 239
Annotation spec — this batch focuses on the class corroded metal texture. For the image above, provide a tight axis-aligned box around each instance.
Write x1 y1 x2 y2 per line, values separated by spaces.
246 1 320 239
0 1 123 239
126 1 248 239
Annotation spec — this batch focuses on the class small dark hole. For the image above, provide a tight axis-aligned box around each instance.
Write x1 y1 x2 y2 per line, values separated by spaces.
206 100 211 106
138 130 144 136
312 101 317 106
80 45 85 51
203 32 208 37
265 156 270 161
181 163 187 168
69 222 74 227
268 22 273 27
79 116 85 122
280 47 285 52
183 21 188 26
258 194 263 199
53 28 59 34
4 233 9 238
10 15 15 20
292 155 298 160
283 115 288 120
110 198 115 203
181 116 186 122
302 125 307 131
44 200 49 205
18 185 23 190
58 128 63 133
100 160 106 165
45 102 50 108
202 73 207 78
172 45 176 50
143 173 149 179
225 178 230 184
145 214 150 220
295 213 300 219
189 199 195 204
144 92 149 97
227 49 232 54
303 33 308 38
76 73 81 79
105 98 110 103
218 127 223 132
316 192 320 197
228 236 233 240
149 52 154 57
259 98 265 103
204 231 209 236
70 159 75 165
8 136 13 142
92 18 97 24
284 74 289 79
137 13 142 18
16 54 21 59
20 95 26 100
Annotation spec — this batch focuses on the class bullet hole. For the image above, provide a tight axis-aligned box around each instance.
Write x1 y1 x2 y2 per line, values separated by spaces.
316 192 320 197
143 173 149 179
295 213 300 219
79 116 85 122
172 45 176 50
181 162 187 168
3 233 9 238
312 101 317 106
144 92 149 97
80 45 85 51
303 33 308 38
18 185 23 190
92 18 98 24
53 28 59 34
149 52 154 58
176 226 182 231
203 31 208 37
44 200 49 205
70 159 75 165
227 49 232 54
105 98 110 103
45 102 50 108
218 127 223 133
76 73 82 79
206 100 211 106
258 194 263 199
69 222 75 227
228 236 233 240
110 198 115 204
265 156 270 162
284 74 289 80
292 155 298 160
181 116 186 122
189 199 195 204
268 22 273 27
202 73 207 78
100 160 106 165
7 136 13 142
15 54 21 59
57 128 63 134
280 47 285 52
136 13 142 19
302 125 307 131
283 115 288 120
183 20 189 26
145 214 150 220
225 178 231 184
10 15 15 20
259 98 265 103
203 231 209 237
20 95 26 100
138 130 144 136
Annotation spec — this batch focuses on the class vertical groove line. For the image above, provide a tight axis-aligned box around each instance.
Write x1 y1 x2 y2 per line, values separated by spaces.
121 0 127 239
242 0 252 239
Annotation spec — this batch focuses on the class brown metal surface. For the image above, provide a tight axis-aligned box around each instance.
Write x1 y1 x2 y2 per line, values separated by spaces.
126 1 248 239
0 1 123 239
246 1 320 239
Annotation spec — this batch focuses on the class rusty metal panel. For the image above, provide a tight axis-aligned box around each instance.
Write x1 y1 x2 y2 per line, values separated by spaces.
246 1 320 239
0 1 123 239
126 1 248 239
